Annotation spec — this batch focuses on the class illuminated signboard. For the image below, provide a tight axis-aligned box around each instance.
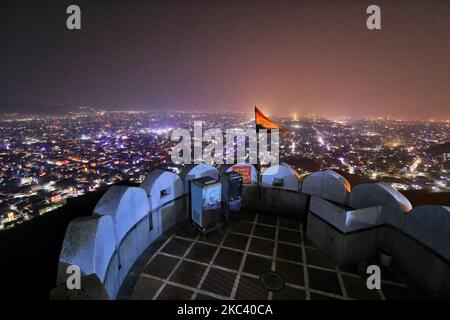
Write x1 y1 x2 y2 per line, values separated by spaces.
232 165 252 184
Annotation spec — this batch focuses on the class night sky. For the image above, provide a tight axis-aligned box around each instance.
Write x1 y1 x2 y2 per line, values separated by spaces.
1 0 449 119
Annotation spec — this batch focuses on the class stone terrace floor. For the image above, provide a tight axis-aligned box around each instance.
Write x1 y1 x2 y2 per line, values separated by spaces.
119 211 426 300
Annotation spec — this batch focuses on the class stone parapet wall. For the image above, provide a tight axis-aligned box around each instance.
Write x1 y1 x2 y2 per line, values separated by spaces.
56 166 450 299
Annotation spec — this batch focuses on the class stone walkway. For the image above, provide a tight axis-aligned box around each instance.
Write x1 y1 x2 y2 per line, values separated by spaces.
119 211 425 300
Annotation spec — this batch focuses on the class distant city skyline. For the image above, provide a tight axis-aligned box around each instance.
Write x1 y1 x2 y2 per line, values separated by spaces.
1 105 449 122
1 0 449 120
1 110 449 231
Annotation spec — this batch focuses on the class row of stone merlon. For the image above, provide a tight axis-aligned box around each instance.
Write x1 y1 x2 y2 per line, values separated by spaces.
94 186 149 244
57 164 220 298
304 171 450 298
57 164 449 298
56 161 296 298
303 170 450 262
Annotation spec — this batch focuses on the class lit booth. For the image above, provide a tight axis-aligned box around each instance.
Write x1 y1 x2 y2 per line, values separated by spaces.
180 164 220 218
191 177 222 234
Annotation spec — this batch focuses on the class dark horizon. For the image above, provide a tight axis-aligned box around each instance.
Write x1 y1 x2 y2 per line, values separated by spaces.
1 0 449 120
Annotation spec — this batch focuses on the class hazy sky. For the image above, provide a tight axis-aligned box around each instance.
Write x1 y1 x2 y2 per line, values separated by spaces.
1 0 449 119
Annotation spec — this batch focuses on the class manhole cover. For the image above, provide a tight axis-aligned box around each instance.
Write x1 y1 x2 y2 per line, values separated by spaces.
259 271 285 292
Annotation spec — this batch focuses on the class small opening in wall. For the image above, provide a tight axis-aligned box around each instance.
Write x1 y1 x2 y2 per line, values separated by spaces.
160 188 170 198
272 178 284 187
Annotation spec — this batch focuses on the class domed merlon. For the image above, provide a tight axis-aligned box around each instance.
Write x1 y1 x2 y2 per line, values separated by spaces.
140 169 184 209
349 182 412 227
140 169 186 234
93 186 149 244
179 163 220 193
302 170 350 205
92 186 153 290
349 182 412 211
403 205 450 261
261 163 299 191
57 215 117 298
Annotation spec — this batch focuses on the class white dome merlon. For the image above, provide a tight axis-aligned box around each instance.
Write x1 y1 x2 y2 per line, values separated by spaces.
225 163 258 184
140 169 184 210
349 182 412 212
58 215 116 285
403 205 450 261
302 170 351 204
261 163 299 191
94 186 150 244
179 163 220 193
349 182 412 227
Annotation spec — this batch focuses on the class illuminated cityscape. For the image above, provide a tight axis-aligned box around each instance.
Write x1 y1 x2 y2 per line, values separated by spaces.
1 109 448 230
1 0 449 303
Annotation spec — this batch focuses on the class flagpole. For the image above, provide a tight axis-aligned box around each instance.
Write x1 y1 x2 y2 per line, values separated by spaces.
254 106 286 199
255 106 262 199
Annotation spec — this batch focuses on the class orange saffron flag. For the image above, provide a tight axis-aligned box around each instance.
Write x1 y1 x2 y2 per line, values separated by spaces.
255 106 287 132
